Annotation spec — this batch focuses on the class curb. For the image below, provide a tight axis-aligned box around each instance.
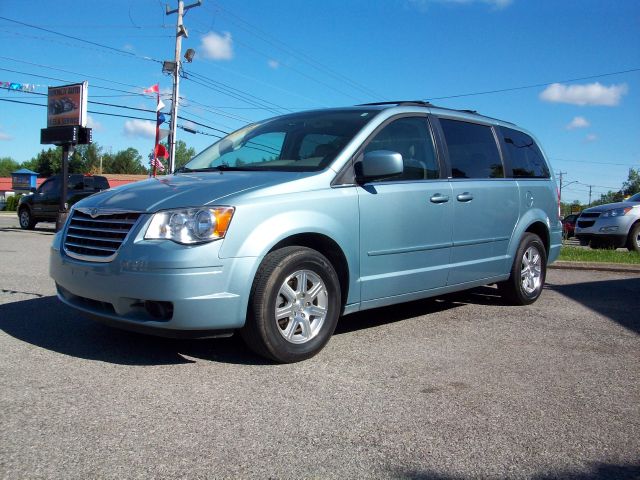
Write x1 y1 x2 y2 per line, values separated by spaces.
550 261 640 274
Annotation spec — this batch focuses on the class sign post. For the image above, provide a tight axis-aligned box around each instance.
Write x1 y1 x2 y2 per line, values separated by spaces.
40 82 92 231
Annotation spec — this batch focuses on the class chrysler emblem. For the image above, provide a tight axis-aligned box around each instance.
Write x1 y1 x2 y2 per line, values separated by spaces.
90 208 99 218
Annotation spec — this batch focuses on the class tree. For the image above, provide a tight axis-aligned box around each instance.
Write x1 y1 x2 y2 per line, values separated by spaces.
75 143 104 174
160 139 197 170
102 148 147 174
622 168 640 196
22 148 62 177
0 157 20 177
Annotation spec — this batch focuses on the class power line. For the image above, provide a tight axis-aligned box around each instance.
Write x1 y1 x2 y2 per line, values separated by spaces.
551 157 640 168
184 70 288 114
425 67 640 101
0 15 162 64
206 2 382 100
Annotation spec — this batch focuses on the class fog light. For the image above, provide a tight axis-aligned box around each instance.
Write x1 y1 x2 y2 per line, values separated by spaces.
600 226 619 233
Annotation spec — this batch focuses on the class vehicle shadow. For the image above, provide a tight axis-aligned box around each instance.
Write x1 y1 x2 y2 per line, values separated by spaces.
546 276 640 335
0 286 507 366
389 461 640 480
0 225 56 236
0 295 268 366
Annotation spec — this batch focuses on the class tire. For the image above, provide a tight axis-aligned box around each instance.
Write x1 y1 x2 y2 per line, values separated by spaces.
627 223 640 253
240 246 341 363
498 233 547 306
18 208 36 230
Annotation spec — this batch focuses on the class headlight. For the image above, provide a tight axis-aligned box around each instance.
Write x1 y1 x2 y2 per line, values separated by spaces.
601 207 632 218
145 207 234 244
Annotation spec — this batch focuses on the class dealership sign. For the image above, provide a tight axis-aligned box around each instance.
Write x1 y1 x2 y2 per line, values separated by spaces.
47 82 88 128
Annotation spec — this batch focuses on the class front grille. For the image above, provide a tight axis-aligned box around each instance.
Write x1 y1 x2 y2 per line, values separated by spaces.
580 212 601 218
63 209 142 262
578 220 595 228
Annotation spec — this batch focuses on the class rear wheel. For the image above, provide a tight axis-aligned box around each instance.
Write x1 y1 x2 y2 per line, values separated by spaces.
240 246 341 363
627 223 640 253
499 233 547 305
18 208 36 230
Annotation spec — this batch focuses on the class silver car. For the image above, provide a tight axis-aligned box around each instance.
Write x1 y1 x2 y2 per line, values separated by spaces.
575 192 640 251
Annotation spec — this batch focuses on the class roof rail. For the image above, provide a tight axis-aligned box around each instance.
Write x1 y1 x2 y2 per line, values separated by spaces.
357 100 434 107
356 101 514 125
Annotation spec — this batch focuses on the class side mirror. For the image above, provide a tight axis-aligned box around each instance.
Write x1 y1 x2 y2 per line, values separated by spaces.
355 150 403 183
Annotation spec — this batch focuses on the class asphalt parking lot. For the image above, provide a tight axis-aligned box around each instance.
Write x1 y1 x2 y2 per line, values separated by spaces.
1 214 639 479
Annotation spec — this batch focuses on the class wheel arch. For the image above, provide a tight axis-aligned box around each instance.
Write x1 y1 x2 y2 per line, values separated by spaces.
524 221 550 257
268 233 350 309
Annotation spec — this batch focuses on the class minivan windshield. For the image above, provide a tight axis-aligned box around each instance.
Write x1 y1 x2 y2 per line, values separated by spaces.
181 109 378 172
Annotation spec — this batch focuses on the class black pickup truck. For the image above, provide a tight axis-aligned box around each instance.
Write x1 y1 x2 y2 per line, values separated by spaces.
17 174 110 229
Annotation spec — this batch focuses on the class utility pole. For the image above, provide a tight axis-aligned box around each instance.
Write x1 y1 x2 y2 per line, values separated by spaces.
588 185 593 206
166 0 201 173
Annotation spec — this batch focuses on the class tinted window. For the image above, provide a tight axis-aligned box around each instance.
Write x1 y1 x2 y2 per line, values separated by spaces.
439 119 504 179
94 177 109 190
500 127 550 178
39 177 60 195
364 117 439 181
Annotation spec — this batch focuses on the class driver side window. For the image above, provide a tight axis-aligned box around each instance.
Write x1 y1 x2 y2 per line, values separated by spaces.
364 117 439 181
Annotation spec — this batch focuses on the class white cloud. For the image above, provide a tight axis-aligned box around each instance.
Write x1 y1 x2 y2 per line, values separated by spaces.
565 116 590 130
584 134 598 143
199 31 233 60
268 59 280 69
123 119 156 139
540 82 628 106
86 115 103 131
0 129 12 141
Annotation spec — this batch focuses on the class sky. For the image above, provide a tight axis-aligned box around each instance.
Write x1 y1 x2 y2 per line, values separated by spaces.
0 0 639 204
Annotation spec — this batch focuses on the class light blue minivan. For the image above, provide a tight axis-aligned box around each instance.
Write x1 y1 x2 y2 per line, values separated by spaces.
50 101 562 362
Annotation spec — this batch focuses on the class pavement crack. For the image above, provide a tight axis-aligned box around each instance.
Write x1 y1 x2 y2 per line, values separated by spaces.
1 288 46 298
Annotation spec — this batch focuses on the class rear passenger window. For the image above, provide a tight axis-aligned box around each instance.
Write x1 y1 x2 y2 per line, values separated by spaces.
439 119 504 179
364 117 439 181
500 127 550 178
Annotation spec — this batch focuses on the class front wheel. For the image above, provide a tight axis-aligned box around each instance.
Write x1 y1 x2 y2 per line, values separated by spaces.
240 247 341 363
18 208 36 230
627 223 640 253
498 233 547 305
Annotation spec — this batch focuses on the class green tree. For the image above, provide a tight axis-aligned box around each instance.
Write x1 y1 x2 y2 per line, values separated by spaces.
160 140 197 170
75 143 104 174
622 168 640 196
0 157 20 177
23 148 62 177
103 147 147 174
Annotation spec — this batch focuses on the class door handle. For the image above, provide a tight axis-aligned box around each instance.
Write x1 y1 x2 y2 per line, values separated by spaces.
456 192 474 202
430 194 449 204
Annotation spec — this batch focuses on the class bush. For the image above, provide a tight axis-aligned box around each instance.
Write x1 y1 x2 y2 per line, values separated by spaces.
4 194 23 211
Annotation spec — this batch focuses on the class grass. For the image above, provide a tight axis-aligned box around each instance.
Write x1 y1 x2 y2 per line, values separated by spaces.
559 245 640 264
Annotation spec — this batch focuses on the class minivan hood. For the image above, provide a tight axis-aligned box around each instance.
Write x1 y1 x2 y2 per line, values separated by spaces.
73 171 305 212
582 200 639 213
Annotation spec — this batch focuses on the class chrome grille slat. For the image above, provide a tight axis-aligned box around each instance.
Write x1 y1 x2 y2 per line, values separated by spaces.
63 210 142 262
68 226 129 235
71 217 138 225
66 233 124 243
64 242 118 253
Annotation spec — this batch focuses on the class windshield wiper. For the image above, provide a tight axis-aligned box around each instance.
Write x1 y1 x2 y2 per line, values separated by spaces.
174 166 193 173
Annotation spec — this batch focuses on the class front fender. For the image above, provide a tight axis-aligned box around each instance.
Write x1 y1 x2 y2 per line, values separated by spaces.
218 187 360 302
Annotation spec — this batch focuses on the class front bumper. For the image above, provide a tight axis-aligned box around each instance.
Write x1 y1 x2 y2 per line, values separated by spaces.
49 231 258 336
575 216 634 247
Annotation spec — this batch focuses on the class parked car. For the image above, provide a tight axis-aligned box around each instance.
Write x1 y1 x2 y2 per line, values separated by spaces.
561 214 579 239
18 174 110 229
575 192 640 251
50 102 562 362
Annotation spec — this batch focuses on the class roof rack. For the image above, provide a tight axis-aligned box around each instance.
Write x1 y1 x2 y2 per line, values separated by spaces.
356 101 513 125
357 100 435 107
